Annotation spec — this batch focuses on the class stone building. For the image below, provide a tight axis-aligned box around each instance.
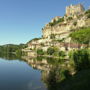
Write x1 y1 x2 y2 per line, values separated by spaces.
23 4 90 53
42 4 88 40
66 4 85 16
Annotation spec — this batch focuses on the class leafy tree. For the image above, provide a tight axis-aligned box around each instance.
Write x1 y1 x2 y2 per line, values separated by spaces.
73 21 77 26
47 47 56 55
59 51 66 57
37 49 44 55
47 47 59 55
50 34 55 39
70 49 90 71
67 17 73 21
49 17 64 26
85 9 90 14
85 9 90 18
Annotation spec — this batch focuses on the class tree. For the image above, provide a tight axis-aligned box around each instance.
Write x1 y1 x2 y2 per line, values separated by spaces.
47 47 59 56
71 49 90 71
37 49 44 55
47 47 56 55
59 51 66 57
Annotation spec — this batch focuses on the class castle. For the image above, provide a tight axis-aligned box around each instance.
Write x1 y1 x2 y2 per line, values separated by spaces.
66 4 85 16
23 4 90 54
42 4 87 40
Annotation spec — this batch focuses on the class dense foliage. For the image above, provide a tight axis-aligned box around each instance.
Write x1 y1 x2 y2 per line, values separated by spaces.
50 34 55 39
49 17 64 26
47 47 59 56
69 49 90 71
85 9 90 18
37 49 44 55
70 27 90 44
27 38 41 44
0 44 26 56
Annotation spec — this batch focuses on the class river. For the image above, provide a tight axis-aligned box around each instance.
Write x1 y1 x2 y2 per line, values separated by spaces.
0 57 47 90
0 52 90 90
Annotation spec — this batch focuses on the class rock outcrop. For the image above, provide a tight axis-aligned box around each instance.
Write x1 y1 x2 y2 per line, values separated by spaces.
24 4 90 52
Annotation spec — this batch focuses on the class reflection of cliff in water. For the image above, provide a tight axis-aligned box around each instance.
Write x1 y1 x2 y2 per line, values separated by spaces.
22 56 90 90
22 56 74 90
22 56 53 83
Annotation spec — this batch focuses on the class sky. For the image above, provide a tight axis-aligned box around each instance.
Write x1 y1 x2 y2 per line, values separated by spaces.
0 0 89 45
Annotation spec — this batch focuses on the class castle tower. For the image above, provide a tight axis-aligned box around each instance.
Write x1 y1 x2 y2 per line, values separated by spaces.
66 4 85 16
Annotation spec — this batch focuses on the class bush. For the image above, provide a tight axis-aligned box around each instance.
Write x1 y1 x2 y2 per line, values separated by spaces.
70 27 90 44
87 13 90 18
37 49 44 55
49 17 64 26
70 49 90 71
59 51 66 57
47 47 59 55
85 9 90 14
85 9 90 18
47 47 56 55
73 22 77 26
67 17 73 21
50 34 55 39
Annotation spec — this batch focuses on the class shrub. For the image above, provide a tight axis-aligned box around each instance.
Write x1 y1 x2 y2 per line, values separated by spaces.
85 9 90 18
71 49 90 71
49 17 64 26
47 47 59 55
87 13 90 18
59 51 66 57
37 49 44 55
50 34 55 39
70 27 90 44
73 22 77 26
47 47 56 55
85 9 90 14
67 17 73 21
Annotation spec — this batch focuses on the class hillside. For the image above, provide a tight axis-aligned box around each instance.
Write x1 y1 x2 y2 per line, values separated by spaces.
23 4 90 57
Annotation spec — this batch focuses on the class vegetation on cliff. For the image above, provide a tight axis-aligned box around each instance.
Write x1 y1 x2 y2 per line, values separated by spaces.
49 17 64 26
70 27 90 44
85 9 90 18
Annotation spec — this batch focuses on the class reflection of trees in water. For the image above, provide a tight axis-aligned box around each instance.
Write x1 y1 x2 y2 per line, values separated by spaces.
0 53 22 60
42 65 71 90
9 55 90 90
22 56 73 90
42 64 90 90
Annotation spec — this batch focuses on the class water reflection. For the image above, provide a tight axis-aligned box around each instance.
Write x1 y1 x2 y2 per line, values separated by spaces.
0 55 46 90
0 54 90 90
22 56 73 90
22 56 90 90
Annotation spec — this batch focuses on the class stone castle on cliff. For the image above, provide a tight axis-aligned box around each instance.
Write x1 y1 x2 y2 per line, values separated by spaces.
42 4 87 41
23 4 90 55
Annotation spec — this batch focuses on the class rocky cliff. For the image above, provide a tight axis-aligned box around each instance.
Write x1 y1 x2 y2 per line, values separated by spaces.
24 4 90 52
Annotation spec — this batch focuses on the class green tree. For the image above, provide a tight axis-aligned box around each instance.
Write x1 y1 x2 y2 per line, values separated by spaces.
71 49 90 71
47 47 59 55
37 49 44 55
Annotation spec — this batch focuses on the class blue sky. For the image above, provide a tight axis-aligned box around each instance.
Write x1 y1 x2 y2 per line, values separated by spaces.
0 0 89 45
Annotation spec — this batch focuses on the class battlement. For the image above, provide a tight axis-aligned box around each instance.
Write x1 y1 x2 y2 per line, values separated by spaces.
66 4 85 16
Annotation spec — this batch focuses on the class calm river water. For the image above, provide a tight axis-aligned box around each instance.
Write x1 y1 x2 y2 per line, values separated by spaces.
0 57 47 90
0 54 89 90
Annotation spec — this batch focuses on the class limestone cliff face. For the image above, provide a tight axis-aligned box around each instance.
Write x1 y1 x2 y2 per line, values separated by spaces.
42 4 89 40
24 4 90 52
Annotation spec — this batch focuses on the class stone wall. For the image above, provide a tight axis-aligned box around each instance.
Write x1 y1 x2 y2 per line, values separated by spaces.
66 4 85 16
